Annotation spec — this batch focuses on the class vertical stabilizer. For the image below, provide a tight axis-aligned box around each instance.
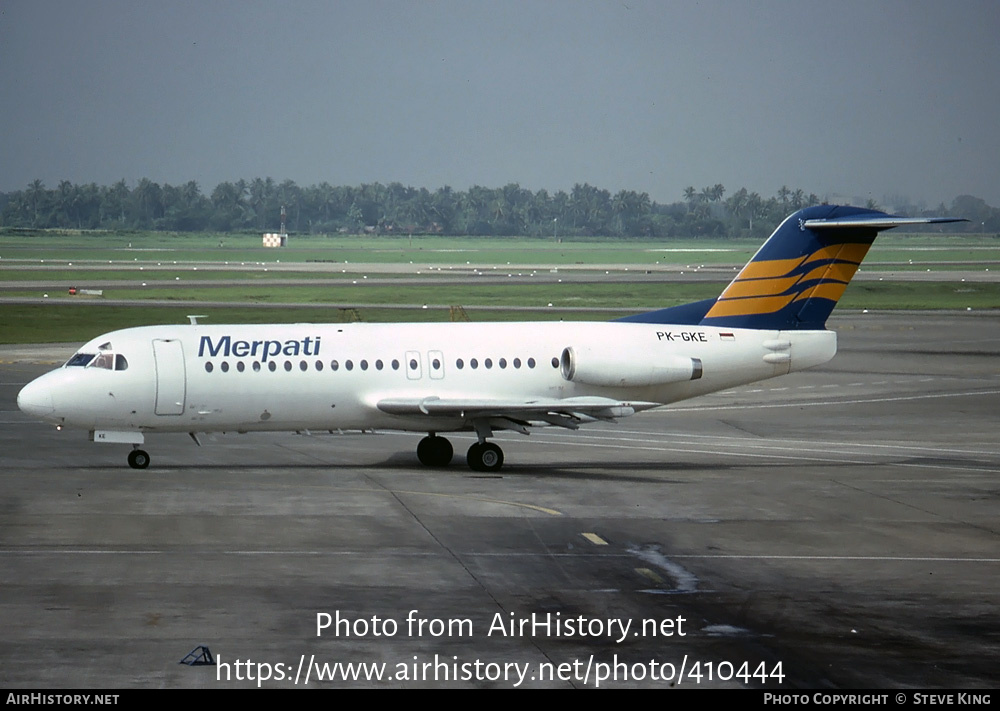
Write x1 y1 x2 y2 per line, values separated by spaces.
698 205 964 330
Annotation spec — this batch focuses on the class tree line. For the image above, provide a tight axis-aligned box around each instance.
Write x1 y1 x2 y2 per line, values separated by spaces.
1 178 995 238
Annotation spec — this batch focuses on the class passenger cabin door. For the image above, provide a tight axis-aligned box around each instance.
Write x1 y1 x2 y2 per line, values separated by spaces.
152 339 186 415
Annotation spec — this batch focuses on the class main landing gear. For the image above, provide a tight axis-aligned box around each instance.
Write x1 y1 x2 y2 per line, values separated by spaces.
416 434 453 467
127 447 150 470
415 435 505 472
467 442 503 472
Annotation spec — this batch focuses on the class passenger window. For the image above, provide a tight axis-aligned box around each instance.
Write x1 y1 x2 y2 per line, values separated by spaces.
499 358 507 369
392 359 400 370
253 361 261 372
237 361 245 372
513 358 521 369
221 361 230 372
268 361 277 372
331 360 339 371
456 359 464 369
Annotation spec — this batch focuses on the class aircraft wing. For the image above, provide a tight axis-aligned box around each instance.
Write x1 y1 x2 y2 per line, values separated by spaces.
376 395 660 430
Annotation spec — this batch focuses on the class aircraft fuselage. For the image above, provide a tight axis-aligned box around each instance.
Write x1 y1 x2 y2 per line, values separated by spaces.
18 321 836 436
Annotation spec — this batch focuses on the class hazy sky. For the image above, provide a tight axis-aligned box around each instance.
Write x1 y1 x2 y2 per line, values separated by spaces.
2 0 998 206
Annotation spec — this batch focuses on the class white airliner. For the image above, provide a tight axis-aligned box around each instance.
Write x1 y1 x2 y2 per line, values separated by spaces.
17 206 963 471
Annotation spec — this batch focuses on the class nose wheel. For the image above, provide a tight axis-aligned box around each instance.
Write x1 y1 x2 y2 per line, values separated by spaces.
467 442 504 472
127 449 150 470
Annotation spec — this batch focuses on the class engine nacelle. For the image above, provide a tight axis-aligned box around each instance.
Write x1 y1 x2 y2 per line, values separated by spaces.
560 345 703 388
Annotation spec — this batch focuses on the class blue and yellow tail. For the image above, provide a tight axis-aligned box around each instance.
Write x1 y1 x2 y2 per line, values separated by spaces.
621 205 964 330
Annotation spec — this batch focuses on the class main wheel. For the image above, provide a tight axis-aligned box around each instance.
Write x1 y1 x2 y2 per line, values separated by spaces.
417 435 453 467
127 449 150 470
467 442 504 472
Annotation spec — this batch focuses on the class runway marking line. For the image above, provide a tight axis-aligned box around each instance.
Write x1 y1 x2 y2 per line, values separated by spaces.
605 427 999 457
493 432 1000 474
658 388 1000 413
581 532 608 546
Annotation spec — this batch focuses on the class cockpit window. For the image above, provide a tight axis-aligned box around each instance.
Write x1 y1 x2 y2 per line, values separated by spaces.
91 352 114 370
65 353 96 367
66 345 125 370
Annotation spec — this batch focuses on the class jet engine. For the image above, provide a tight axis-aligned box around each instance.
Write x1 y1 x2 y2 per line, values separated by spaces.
560 345 702 388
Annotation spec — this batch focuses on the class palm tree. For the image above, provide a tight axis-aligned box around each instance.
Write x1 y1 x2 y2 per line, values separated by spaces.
132 178 163 227
725 187 749 230
277 179 301 230
746 192 764 232
249 177 276 229
430 186 457 233
26 179 46 225
103 179 129 224
777 185 791 210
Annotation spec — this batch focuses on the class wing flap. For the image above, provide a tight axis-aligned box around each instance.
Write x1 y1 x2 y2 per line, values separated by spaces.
376 395 658 423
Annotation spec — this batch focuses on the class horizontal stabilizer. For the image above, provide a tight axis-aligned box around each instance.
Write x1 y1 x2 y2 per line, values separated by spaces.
802 215 966 230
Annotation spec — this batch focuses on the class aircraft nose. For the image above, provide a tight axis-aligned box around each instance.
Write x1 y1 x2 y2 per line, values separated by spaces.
17 378 55 418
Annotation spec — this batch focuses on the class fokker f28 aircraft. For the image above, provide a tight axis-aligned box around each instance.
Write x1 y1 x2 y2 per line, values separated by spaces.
17 206 963 471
